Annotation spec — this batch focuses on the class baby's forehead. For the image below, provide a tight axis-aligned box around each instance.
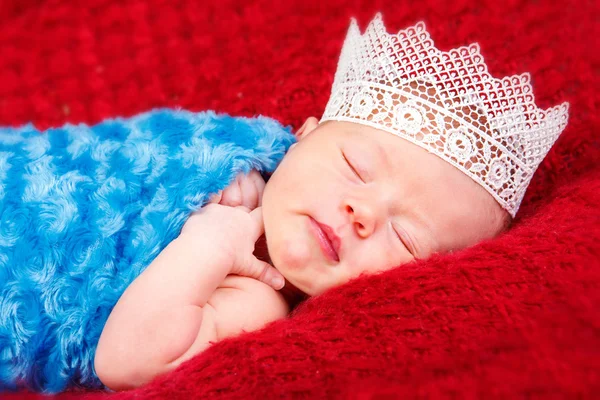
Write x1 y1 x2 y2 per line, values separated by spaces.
331 78 492 173
334 121 491 198
351 78 489 132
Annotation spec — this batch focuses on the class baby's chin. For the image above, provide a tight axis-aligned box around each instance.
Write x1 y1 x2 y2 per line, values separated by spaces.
254 234 309 304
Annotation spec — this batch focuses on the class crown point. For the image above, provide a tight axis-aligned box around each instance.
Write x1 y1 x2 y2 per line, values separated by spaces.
415 21 427 31
469 43 481 53
325 15 570 217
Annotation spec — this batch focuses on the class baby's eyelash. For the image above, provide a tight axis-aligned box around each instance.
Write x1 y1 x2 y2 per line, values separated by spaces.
392 224 413 256
341 151 363 182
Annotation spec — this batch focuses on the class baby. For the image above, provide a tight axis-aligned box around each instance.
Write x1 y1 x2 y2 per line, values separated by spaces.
95 14 569 390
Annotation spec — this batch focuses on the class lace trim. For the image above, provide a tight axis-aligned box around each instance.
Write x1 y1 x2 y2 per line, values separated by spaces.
320 14 570 217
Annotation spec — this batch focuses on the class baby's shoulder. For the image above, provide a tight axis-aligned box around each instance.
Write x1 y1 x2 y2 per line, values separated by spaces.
207 275 290 341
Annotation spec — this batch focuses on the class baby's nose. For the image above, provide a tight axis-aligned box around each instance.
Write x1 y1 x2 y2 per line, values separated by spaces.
344 202 377 238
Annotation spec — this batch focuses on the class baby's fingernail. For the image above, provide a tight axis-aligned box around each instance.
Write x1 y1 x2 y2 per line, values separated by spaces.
271 276 284 290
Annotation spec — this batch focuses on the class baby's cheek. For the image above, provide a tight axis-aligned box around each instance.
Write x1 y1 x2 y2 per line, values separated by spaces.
274 236 311 272
349 242 406 277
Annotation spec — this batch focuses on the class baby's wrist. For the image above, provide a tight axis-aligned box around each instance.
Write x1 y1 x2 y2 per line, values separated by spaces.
175 232 235 273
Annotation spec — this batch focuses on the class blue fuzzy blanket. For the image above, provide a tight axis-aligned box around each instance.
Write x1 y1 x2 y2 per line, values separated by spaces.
0 109 295 393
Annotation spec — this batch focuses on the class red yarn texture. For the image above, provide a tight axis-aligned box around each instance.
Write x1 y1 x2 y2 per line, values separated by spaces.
1 0 598 398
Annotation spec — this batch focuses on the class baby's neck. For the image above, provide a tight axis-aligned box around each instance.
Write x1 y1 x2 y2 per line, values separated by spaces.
278 278 308 310
254 235 308 309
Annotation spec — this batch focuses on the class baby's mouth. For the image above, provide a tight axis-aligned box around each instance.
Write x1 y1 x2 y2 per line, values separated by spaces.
308 216 340 262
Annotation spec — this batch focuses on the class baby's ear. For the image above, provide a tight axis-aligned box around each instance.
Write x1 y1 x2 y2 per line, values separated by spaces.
295 117 319 140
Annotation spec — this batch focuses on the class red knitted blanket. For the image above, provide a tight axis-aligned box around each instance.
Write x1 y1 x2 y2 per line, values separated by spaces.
2 0 598 398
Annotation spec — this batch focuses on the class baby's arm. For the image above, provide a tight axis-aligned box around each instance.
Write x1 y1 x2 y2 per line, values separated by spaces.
94 233 230 390
94 197 283 391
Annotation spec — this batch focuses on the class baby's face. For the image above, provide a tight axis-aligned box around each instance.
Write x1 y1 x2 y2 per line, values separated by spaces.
262 118 510 296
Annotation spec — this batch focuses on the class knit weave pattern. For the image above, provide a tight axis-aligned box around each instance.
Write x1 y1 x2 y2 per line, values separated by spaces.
0 0 598 398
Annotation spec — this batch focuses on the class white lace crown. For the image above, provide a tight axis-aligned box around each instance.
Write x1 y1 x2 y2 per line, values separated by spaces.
320 13 569 217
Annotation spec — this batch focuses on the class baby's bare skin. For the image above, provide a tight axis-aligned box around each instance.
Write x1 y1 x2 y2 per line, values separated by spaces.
263 117 511 295
94 170 285 390
95 117 511 390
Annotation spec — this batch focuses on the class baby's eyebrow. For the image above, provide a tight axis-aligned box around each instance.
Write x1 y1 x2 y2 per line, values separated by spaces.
366 140 391 170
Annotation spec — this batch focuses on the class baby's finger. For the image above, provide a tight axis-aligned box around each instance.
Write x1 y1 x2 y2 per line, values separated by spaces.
220 176 242 206
248 170 266 206
248 207 265 240
247 257 285 290
235 205 251 213
208 191 223 204
238 172 259 209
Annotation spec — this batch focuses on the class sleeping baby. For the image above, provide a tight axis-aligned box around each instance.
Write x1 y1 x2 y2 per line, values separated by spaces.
95 14 569 390
0 14 569 393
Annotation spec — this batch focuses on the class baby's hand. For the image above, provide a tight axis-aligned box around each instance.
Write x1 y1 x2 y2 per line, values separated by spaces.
209 170 265 210
181 203 284 290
